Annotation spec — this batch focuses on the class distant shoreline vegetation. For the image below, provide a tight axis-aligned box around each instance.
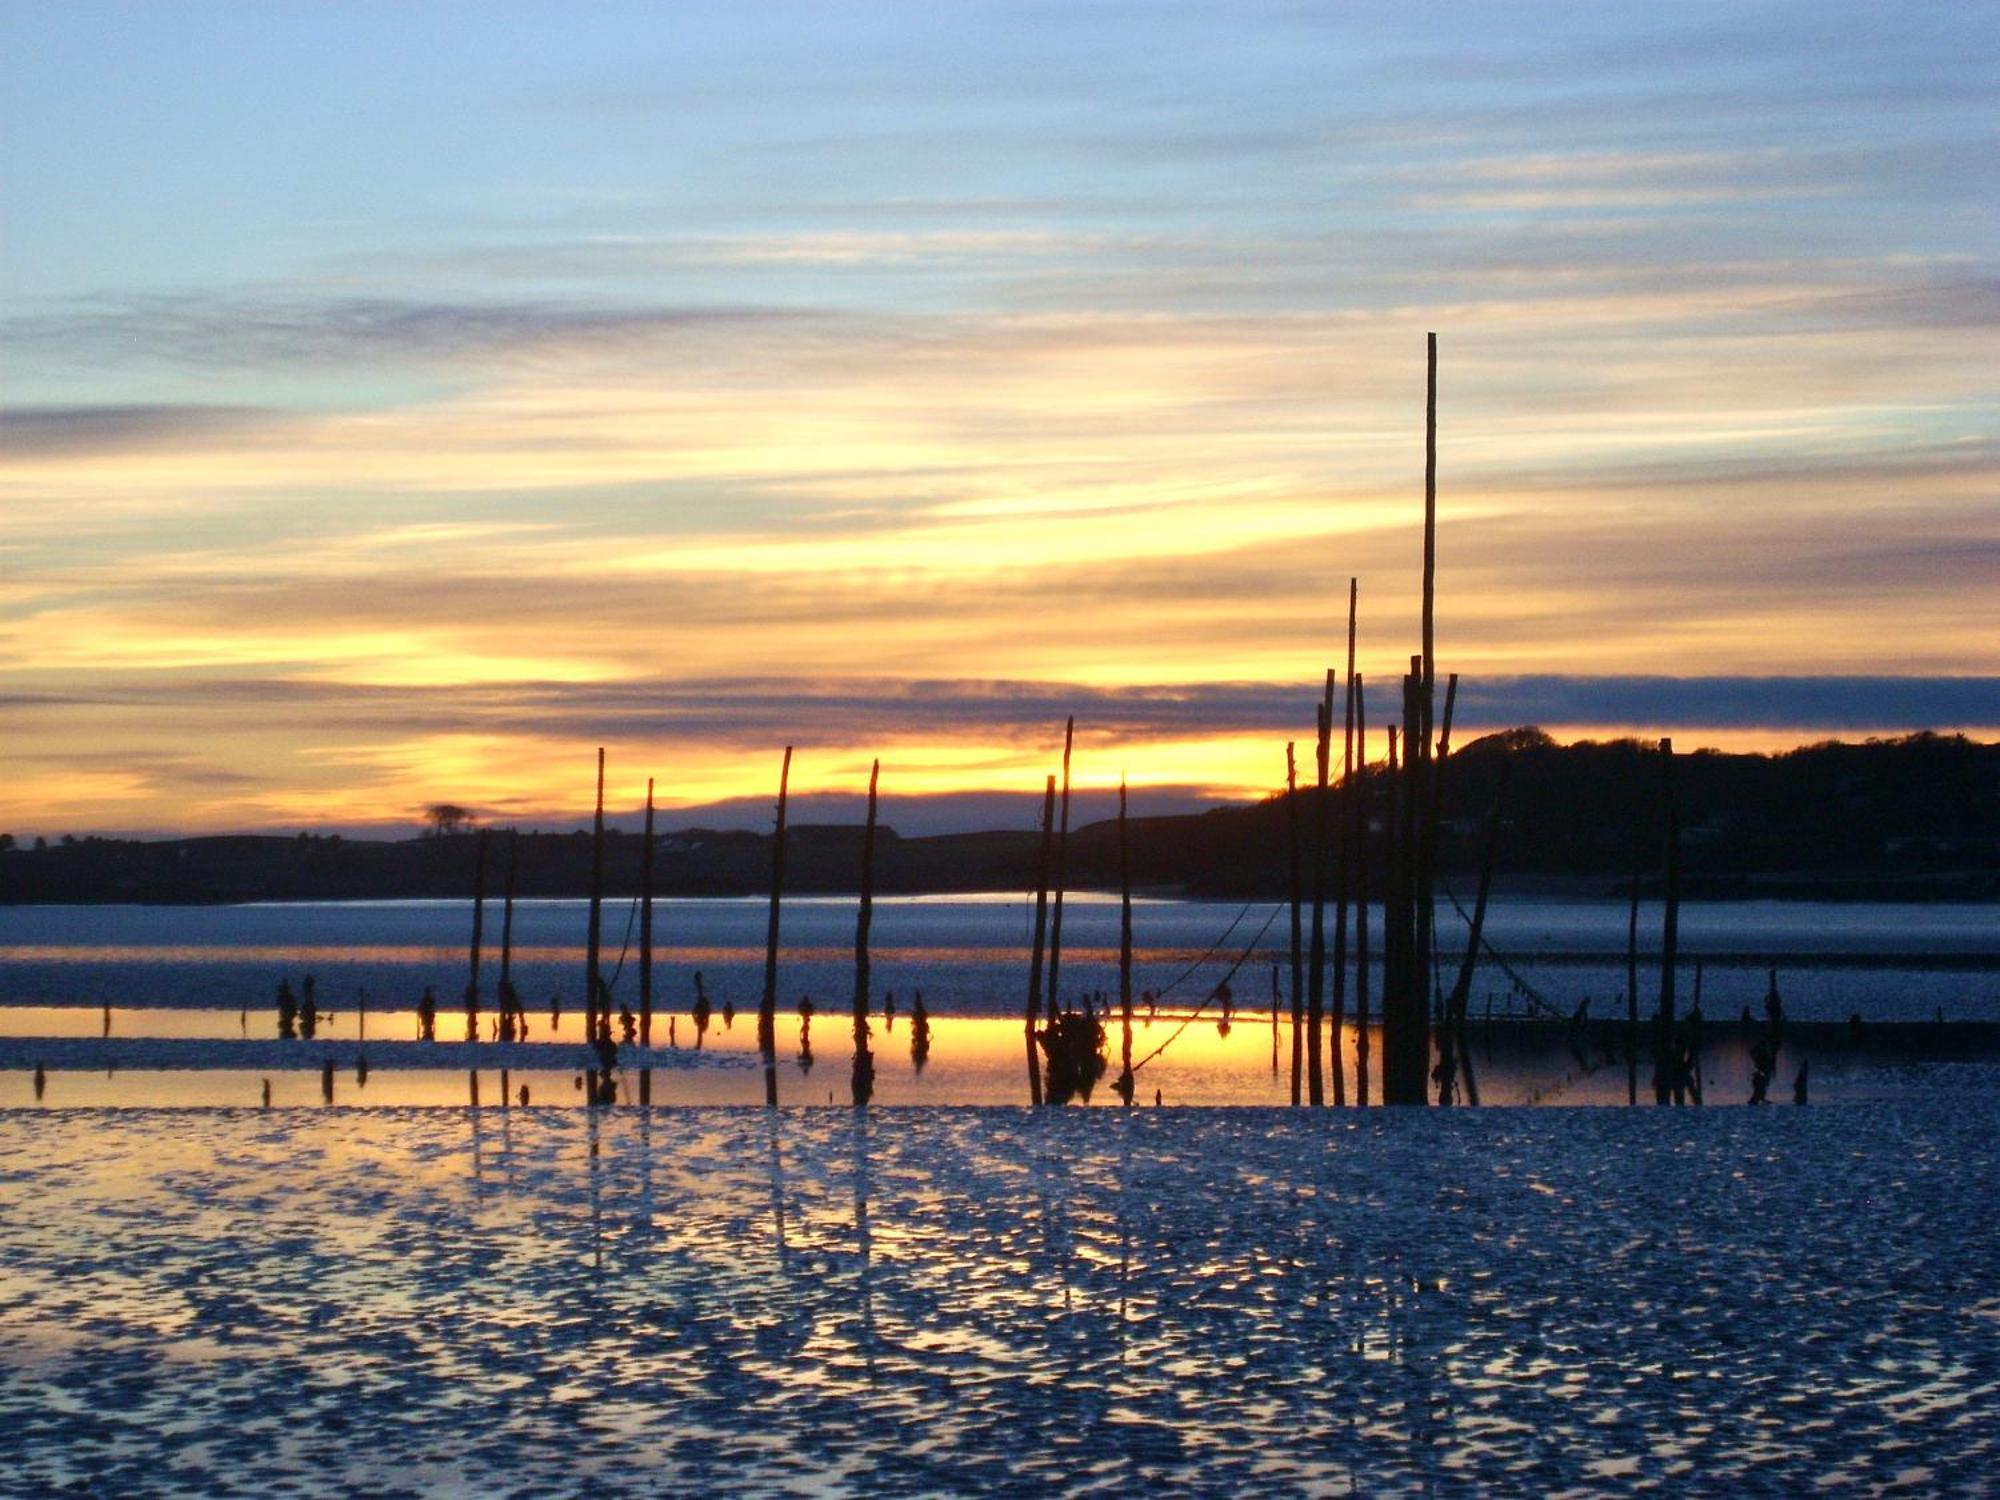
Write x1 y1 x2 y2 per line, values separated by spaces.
3 732 1994 906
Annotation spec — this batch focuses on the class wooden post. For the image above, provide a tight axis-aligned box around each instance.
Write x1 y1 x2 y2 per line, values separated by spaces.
1285 741 1304 1107
760 746 793 1108
1330 580 1358 1105
1404 664 1432 1105
1422 332 1437 718
466 828 487 1032
852 758 880 1108
1444 760 1505 1106
1045 716 1075 1021
1117 775 1134 1106
1352 677 1370 1106
1625 866 1641 1106
586 748 605 1046
1658 737 1682 1105
499 830 518 1034
1026 774 1055 1107
640 777 656 1047
1307 676 1333 1106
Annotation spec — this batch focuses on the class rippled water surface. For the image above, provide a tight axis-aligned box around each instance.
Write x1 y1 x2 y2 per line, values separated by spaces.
2 1106 1995 1495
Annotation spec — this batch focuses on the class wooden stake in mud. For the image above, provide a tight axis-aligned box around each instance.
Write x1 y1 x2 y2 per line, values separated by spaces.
1117 775 1135 1106
1045 716 1075 1021
852 758 880 1108
1422 333 1437 716
1352 677 1371 1106
1026 774 1056 1107
586 748 606 1047
640 777 656 1047
1285 741 1304 1107
499 830 518 1030
1625 866 1641 1106
1307 675 1334 1106
1657 737 1682 1105
1330 580 1358 1106
1443 760 1505 1106
466 828 487 1034
760 746 793 1108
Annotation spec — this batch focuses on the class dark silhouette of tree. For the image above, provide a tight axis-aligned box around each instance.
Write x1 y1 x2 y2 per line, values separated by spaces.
423 803 474 837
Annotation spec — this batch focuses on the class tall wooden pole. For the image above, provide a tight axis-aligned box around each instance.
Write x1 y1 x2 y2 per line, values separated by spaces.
760 746 793 1108
852 758 879 1108
1626 866 1641 1106
585 748 605 1046
1285 741 1304 1107
1117 775 1134 1107
1352 677 1371 1106
1045 716 1075 1021
1025 774 1055 1107
499 830 517 992
640 777 656 1047
1307 676 1333 1106
466 828 487 1032
1444 761 1505 1107
1330 580 1358 1105
1658 737 1681 1105
1422 332 1438 716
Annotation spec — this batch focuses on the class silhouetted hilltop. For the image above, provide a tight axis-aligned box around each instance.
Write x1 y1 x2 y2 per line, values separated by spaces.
3 733 1993 904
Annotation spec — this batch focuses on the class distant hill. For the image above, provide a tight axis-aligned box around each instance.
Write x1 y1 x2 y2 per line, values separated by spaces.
2 733 1994 904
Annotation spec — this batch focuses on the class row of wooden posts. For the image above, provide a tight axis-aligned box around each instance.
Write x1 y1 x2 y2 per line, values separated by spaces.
452 333 1694 1108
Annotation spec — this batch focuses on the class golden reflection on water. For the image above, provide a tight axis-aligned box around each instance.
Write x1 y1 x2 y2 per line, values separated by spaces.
0 1004 1800 1107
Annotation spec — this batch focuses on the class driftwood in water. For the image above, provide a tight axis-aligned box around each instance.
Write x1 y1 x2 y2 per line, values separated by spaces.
1306 674 1333 1106
1026 774 1055 1107
1045 716 1075 1020
1353 675 1371 1106
852 758 880 1108
640 778 656 1046
1285 740 1304 1107
760 746 793 1108
585 747 606 1047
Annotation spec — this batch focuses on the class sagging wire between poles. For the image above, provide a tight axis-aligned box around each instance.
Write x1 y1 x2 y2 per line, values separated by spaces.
1131 902 1286 1075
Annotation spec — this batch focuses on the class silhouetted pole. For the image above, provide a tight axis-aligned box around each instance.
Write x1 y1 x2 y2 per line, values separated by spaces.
499 830 518 1000
1330 579 1358 1105
1625 867 1641 1105
1444 760 1505 1107
1285 741 1304 1107
1307 676 1333 1106
1352 677 1371 1106
1025 774 1055 1107
852 758 880 1108
640 777 656 1046
466 828 487 1033
1045 716 1075 1020
1658 737 1682 1105
586 748 605 1047
1422 332 1437 720
1117 775 1135 1106
760 746 793 1108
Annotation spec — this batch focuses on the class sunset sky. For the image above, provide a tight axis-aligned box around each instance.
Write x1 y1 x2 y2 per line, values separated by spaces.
3 2 1996 836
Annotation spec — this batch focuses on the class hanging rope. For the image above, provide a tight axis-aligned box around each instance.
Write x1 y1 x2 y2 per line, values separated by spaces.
1150 900 1259 1002
602 895 641 993
1437 882 1565 1018
1131 902 1285 1075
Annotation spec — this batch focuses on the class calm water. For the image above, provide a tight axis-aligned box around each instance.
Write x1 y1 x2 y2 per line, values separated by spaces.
2 896 1994 1021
